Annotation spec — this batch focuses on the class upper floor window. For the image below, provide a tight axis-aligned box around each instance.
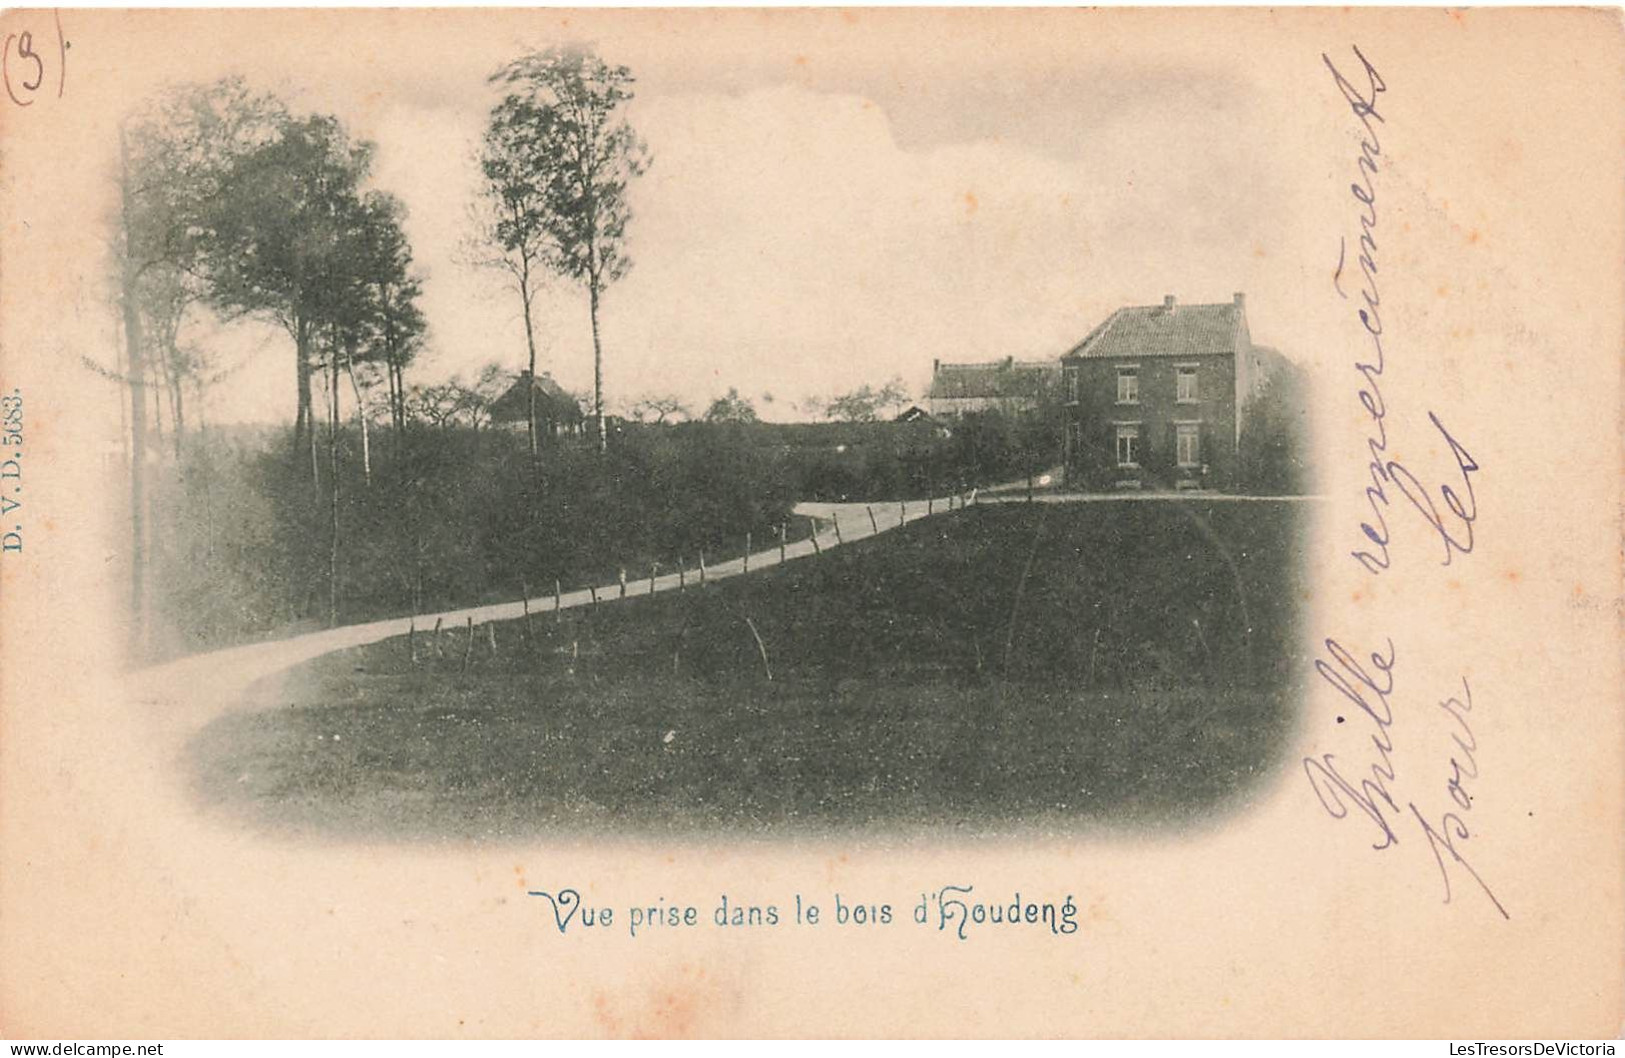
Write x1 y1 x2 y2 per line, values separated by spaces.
1065 365 1080 403
1176 367 1198 403
1116 367 1139 405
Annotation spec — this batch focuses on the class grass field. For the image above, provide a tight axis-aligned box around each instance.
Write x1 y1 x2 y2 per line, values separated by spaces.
187 501 1308 841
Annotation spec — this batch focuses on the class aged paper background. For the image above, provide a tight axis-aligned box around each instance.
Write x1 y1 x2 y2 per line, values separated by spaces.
0 7 1621 1038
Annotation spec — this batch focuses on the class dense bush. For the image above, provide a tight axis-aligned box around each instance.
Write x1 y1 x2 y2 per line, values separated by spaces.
1238 368 1317 495
141 407 1075 657
763 408 1065 503
143 423 799 656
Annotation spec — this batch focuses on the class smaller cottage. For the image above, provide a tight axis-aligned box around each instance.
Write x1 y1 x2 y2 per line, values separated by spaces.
487 371 586 441
925 356 1060 418
894 405 952 437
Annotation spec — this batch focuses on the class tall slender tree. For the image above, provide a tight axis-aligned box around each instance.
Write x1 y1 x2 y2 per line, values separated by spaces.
489 46 649 454
363 198 428 446
343 191 425 455
470 96 557 460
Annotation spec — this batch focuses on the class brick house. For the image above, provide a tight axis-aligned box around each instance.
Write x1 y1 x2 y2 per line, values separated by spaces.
1061 293 1283 491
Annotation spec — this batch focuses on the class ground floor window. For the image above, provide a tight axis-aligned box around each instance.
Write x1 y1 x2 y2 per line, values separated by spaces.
1115 424 1139 467
1176 423 1200 467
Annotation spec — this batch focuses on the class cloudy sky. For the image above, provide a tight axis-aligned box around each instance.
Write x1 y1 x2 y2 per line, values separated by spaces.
73 9 1320 425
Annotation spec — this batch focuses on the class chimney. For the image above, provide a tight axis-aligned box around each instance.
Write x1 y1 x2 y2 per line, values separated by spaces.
933 358 940 375
1163 294 1176 311
1233 292 1246 307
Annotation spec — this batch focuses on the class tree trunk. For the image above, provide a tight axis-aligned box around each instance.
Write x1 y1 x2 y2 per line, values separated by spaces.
387 358 405 441
118 127 148 658
328 344 341 627
379 280 408 445
309 392 321 489
589 277 606 454
397 362 408 437
295 316 313 468
519 259 540 461
346 353 372 486
147 351 166 458
170 376 185 461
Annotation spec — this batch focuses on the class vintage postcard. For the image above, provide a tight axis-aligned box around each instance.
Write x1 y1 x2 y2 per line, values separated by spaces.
0 6 1620 1040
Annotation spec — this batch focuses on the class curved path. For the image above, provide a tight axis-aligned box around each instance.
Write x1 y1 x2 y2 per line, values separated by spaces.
131 489 975 714
132 486 1325 711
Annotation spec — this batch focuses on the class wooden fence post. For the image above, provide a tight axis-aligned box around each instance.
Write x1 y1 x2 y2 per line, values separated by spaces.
867 505 879 534
679 560 686 592
778 523 787 564
699 550 707 584
899 500 906 525
553 578 562 617
833 513 843 545
808 517 822 554
520 588 532 644
408 617 418 663
487 621 498 656
589 585 599 608
928 495 934 515
461 616 475 673
650 562 659 595
432 617 444 658
744 533 751 573
618 568 627 599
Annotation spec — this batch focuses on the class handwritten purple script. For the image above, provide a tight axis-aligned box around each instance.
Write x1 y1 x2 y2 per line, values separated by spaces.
1304 644 1507 919
1327 44 1480 577
1310 46 1505 920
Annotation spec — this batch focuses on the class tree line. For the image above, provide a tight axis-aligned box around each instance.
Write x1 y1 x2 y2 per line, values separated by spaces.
108 46 650 655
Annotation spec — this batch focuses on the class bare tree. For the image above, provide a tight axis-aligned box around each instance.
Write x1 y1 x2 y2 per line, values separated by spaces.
626 393 691 424
825 376 912 422
405 367 508 432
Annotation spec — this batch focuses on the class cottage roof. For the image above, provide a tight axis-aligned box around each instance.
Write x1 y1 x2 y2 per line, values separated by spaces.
926 357 1060 400
488 371 584 423
894 404 941 425
1062 296 1250 360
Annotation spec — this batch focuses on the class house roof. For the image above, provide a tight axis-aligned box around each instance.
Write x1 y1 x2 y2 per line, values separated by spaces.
488 371 584 423
926 357 1060 400
895 404 942 425
1062 296 1250 360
